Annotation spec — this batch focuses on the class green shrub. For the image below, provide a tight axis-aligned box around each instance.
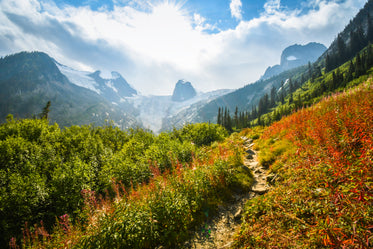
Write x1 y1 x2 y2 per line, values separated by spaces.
173 123 228 147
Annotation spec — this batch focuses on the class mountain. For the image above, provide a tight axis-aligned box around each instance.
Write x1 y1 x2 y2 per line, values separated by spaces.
0 51 140 128
317 0 373 71
261 42 326 80
0 52 230 132
171 80 197 102
57 64 137 104
165 52 310 126
128 86 232 133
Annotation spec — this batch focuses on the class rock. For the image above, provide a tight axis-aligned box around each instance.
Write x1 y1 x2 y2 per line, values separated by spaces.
261 42 327 80
246 149 255 155
248 161 259 168
266 173 277 183
171 80 197 102
219 241 233 249
252 185 268 195
234 207 242 221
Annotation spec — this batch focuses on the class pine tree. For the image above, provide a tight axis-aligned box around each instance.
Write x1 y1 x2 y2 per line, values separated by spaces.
355 53 364 77
234 106 238 128
223 108 228 127
227 110 232 132
332 71 337 90
289 79 294 94
308 62 313 81
40 101 51 120
270 86 276 108
280 91 285 105
368 14 373 42
217 107 222 125
289 93 293 105
337 34 347 63
325 54 332 72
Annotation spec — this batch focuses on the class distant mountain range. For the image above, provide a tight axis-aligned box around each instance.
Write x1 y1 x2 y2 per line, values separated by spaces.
0 41 328 132
0 52 140 128
0 52 232 132
164 42 326 126
2 0 371 132
261 42 326 80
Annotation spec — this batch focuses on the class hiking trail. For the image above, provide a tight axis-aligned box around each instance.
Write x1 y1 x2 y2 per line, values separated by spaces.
184 137 270 248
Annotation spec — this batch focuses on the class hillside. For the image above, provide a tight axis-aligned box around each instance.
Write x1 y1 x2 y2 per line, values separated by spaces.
2 2 373 248
234 77 373 248
0 52 140 128
262 42 326 80
4 69 372 249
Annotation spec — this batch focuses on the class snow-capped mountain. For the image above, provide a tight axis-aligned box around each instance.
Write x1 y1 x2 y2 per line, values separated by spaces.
57 64 232 133
128 82 233 133
0 51 141 128
57 63 137 104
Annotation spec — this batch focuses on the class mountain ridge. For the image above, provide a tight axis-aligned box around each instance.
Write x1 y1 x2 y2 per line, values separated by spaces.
0 51 140 128
261 42 326 80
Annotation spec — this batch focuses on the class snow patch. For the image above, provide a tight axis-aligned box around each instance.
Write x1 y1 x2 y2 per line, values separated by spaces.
99 70 112 79
57 63 101 94
105 80 118 93
111 71 121 79
286 55 297 61
127 89 233 133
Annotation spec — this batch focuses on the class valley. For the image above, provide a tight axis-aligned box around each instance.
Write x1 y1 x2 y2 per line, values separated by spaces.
1 0 373 248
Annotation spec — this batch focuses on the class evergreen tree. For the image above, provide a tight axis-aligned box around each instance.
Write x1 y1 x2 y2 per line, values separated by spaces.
280 91 285 105
270 86 276 108
223 107 228 127
337 34 347 62
289 79 294 94
308 62 312 80
332 71 337 90
366 44 373 69
355 53 364 77
40 101 51 120
234 106 238 128
325 54 332 72
226 110 232 132
289 93 293 104
368 14 373 42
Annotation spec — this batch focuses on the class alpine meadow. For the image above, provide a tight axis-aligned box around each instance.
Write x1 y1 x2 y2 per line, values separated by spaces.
0 0 372 248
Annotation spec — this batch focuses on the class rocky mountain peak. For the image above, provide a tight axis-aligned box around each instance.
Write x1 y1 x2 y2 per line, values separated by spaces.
172 80 197 102
261 42 327 80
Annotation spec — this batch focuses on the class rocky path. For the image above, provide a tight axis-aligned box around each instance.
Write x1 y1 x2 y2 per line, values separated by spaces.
184 137 270 249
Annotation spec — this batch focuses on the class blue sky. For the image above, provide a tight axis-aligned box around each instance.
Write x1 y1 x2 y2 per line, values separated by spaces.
0 0 368 94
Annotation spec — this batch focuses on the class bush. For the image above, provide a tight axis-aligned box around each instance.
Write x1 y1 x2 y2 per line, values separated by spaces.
173 123 228 147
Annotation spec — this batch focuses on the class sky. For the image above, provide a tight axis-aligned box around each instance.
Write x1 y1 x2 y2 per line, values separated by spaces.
0 0 368 95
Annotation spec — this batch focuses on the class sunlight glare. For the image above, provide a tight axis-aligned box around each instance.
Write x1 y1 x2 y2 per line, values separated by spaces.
123 0 217 71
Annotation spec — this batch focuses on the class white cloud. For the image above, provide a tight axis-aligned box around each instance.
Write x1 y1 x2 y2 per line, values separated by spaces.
230 0 243 20
0 0 368 94
264 0 281 14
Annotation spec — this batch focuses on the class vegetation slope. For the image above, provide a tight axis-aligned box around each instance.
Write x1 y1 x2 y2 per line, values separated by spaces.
234 78 373 248
1 120 249 248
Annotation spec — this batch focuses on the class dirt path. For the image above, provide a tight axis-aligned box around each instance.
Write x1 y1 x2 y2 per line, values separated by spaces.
184 137 269 249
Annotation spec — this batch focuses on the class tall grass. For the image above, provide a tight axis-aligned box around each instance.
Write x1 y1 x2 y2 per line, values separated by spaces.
234 79 373 248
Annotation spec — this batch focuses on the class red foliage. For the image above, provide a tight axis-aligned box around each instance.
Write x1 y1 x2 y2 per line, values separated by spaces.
262 81 373 247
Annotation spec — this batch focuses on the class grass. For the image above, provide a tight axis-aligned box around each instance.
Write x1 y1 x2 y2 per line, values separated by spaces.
233 77 373 248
